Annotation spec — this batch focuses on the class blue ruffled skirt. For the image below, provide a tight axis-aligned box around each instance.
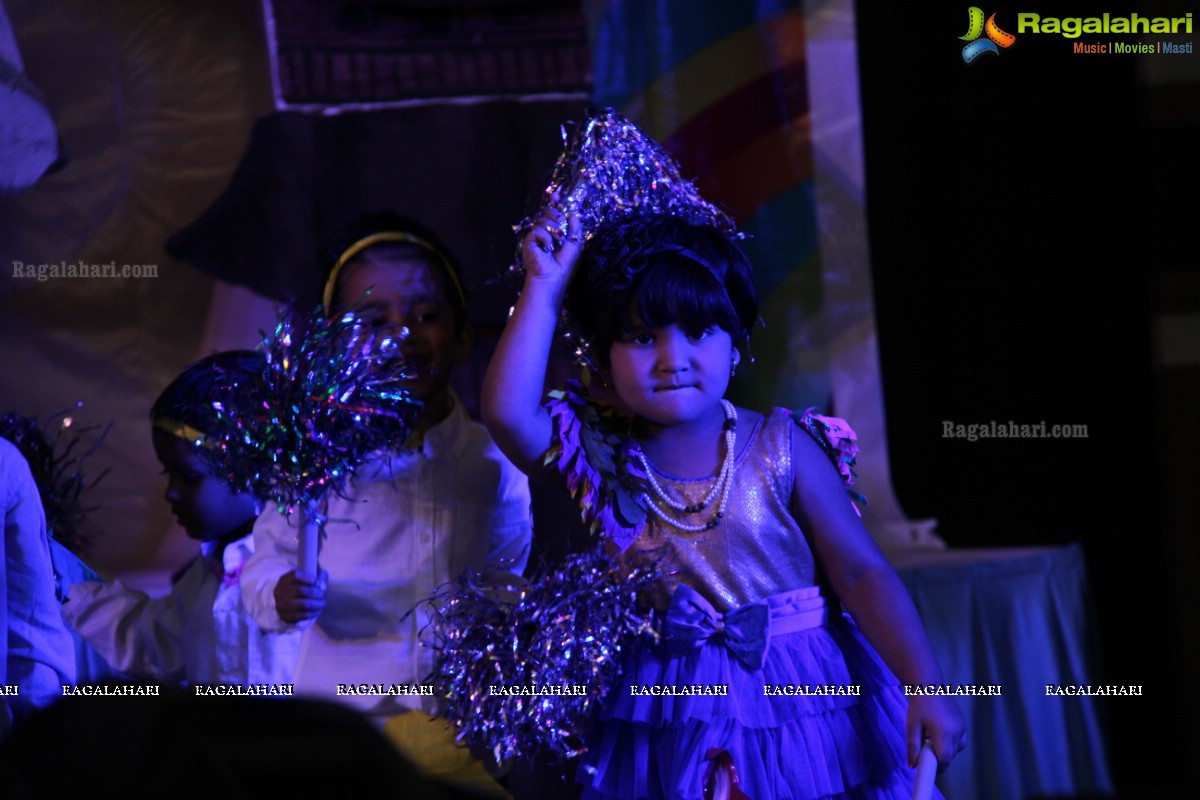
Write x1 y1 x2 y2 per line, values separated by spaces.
577 586 939 800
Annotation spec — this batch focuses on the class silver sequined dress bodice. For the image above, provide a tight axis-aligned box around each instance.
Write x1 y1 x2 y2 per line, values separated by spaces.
619 408 819 613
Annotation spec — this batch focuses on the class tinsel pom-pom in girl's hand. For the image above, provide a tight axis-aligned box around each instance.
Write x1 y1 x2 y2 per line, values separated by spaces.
421 547 661 765
512 108 739 277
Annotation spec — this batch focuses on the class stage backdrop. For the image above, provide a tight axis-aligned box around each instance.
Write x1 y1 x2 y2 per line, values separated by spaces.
0 0 276 589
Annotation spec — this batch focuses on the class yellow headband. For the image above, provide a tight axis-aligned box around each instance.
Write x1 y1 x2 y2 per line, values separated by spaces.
321 231 467 318
153 417 213 448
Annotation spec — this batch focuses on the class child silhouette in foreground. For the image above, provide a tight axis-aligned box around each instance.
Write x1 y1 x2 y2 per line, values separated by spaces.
482 208 966 799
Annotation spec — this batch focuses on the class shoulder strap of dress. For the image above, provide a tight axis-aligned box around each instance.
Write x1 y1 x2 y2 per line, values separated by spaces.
790 408 868 512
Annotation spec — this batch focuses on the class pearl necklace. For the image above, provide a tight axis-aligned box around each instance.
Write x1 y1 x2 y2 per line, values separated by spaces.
635 400 737 532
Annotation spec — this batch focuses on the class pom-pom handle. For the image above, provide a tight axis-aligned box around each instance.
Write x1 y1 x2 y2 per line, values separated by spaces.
912 740 938 800
296 502 323 580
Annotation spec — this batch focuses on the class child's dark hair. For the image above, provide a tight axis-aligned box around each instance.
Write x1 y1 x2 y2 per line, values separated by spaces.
323 211 467 333
150 350 266 438
565 214 758 367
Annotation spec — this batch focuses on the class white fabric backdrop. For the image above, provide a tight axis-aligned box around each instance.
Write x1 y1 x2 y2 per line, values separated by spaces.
805 0 942 550
0 0 276 591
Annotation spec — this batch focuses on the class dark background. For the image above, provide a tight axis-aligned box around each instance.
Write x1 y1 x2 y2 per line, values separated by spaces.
856 1 1197 793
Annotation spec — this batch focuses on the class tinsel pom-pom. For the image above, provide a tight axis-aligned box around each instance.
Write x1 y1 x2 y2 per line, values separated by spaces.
0 408 109 554
513 108 738 275
421 546 661 764
203 307 422 514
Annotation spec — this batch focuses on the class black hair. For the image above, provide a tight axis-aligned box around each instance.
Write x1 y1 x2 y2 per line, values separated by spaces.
325 211 468 332
565 214 758 367
150 350 266 437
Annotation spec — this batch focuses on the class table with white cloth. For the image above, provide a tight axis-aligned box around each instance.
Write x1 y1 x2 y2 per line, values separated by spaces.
891 544 1115 800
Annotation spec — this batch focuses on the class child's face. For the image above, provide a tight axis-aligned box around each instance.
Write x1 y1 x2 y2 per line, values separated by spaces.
336 255 470 417
607 319 735 429
151 428 259 542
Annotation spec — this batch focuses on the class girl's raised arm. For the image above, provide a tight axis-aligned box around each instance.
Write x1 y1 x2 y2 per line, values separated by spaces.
482 209 583 475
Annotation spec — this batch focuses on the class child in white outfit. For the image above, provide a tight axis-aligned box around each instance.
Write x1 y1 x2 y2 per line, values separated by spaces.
62 351 301 688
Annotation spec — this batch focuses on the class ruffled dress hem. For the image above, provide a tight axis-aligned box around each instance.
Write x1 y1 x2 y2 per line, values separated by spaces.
576 589 939 800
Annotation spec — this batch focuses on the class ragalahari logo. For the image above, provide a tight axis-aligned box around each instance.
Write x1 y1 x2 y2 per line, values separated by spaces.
960 8 1016 62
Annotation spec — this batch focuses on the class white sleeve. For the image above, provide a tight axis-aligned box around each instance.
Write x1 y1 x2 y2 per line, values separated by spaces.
238 506 299 632
486 456 533 577
2 440 77 722
60 576 190 683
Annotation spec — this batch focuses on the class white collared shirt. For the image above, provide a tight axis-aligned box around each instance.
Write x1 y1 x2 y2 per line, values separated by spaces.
239 394 532 717
62 533 302 687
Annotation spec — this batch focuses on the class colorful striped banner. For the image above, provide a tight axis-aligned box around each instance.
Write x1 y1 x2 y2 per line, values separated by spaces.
586 0 825 410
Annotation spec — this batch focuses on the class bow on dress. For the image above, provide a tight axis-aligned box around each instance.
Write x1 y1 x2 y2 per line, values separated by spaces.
663 585 770 672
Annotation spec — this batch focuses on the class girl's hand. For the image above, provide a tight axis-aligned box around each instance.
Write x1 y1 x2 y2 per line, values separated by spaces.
520 204 583 288
274 568 328 624
906 694 967 771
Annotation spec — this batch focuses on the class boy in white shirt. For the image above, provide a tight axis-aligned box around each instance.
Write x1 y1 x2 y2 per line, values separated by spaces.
239 214 531 796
